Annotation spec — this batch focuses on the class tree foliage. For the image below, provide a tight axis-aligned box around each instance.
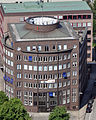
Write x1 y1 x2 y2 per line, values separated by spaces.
94 0 96 10
0 91 9 106
49 106 70 120
0 98 31 120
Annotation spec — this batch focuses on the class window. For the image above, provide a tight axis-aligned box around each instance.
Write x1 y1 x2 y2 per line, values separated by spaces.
29 65 32 70
24 56 28 61
29 56 32 62
63 81 66 87
72 80 77 85
78 15 81 19
54 65 57 71
17 47 21 51
49 56 53 62
83 15 86 19
73 53 77 58
63 64 66 69
73 45 77 49
53 56 57 61
58 55 62 61
59 65 62 70
78 23 81 27
67 81 70 86
73 23 77 27
58 45 61 50
87 30 91 35
88 15 91 19
73 15 77 19
29 74 32 79
24 82 28 88
17 73 21 78
53 45 56 50
44 57 48 62
68 15 72 20
67 72 70 77
44 74 47 80
64 45 67 50
73 62 77 67
8 60 10 65
72 88 77 102
17 55 21 60
83 23 86 27
34 75 37 80
68 54 70 59
67 63 70 68
17 82 21 87
32 46 36 51
63 16 67 20
49 66 53 71
38 57 42 62
64 55 67 60
27 46 30 51
45 46 49 51
39 66 42 71
73 71 77 76
87 46 91 50
11 61 13 66
8 51 10 56
87 23 91 27
34 66 37 71
11 70 13 75
24 73 28 79
34 56 37 62
24 65 27 70
44 66 47 71
38 45 41 51
17 64 21 70
39 75 42 80
29 83 32 88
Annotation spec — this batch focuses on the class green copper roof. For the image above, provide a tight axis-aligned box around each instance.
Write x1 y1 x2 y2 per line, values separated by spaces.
2 1 91 14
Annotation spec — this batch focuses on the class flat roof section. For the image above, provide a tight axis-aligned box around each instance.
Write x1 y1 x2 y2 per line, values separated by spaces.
8 21 78 42
2 1 91 14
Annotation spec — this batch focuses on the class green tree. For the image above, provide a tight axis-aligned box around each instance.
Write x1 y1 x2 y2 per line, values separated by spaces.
94 0 96 10
49 106 70 120
0 98 31 120
0 91 9 106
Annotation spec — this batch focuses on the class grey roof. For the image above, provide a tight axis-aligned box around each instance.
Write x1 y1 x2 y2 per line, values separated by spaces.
8 21 79 42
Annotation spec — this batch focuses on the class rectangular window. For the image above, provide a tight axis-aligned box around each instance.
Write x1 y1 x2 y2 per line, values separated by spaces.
38 57 42 62
34 66 37 71
24 65 27 70
39 66 42 71
8 51 10 56
49 56 53 62
44 57 48 62
83 23 86 27
44 74 47 80
34 56 37 62
29 74 32 79
63 64 66 69
27 46 30 51
44 66 47 71
73 71 77 76
67 72 70 77
54 65 57 71
17 55 21 60
24 56 28 61
64 45 67 50
17 64 21 70
87 23 91 27
59 65 62 70
38 45 41 51
64 55 67 60
73 62 77 67
49 66 53 71
17 73 21 78
67 63 70 68
29 56 32 62
78 23 81 27
11 61 13 66
73 53 77 58
58 45 61 50
34 75 37 80
29 65 32 70
32 46 36 51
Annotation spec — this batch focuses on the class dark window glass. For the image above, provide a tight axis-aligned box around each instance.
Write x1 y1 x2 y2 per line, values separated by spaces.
68 15 72 20
83 15 86 19
53 45 56 50
87 30 91 35
78 15 81 19
88 15 91 19
87 38 91 42
45 46 49 51
87 46 91 50
63 16 67 20
73 16 77 19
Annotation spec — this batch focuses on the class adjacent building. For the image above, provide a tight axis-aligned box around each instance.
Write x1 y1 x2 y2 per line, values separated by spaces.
0 1 93 62
3 16 87 112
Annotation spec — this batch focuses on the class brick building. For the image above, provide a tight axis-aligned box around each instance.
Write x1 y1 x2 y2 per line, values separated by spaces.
0 1 93 62
3 16 87 112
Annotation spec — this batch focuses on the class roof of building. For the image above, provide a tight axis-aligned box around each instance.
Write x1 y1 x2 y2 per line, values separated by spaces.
2 1 91 14
8 21 79 42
